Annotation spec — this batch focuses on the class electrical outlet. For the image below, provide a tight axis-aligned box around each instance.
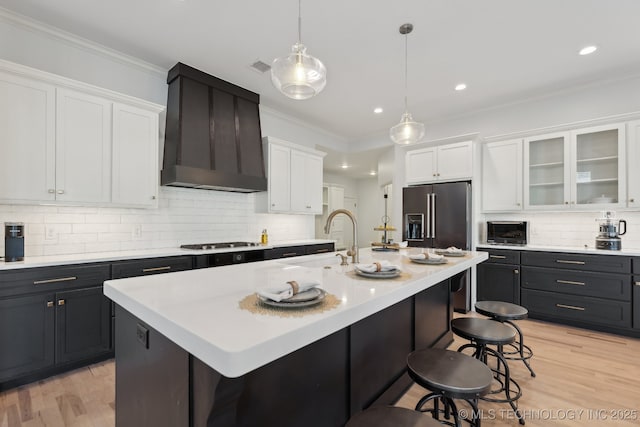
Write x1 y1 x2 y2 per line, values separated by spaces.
136 323 149 349
45 226 56 240
133 224 142 238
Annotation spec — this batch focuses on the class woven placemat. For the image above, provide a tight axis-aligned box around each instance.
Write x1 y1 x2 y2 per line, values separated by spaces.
345 270 412 281
239 292 341 318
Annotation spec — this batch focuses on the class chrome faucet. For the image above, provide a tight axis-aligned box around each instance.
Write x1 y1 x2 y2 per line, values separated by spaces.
324 209 359 264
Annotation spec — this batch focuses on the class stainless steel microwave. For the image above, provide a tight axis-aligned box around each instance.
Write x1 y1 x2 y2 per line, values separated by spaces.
486 221 528 245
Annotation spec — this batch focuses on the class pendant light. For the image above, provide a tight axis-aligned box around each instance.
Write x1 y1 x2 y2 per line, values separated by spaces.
390 23 425 145
271 0 327 100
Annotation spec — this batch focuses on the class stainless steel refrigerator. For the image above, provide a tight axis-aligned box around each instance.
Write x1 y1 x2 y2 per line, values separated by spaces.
402 181 472 312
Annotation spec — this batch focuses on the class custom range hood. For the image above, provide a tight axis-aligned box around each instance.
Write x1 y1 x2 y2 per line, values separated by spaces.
162 63 267 192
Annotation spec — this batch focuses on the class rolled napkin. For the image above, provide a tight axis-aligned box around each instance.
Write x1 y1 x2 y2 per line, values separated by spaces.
409 252 444 261
257 280 321 302
444 246 463 253
354 260 400 273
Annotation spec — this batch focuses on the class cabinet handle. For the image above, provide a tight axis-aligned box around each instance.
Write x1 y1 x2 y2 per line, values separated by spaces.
57 299 65 306
630 198 635 203
48 189 55 194
271 203 276 207
516 202 521 206
314 248 330 253
306 205 311 209
635 282 640 286
514 269 519 274
565 201 569 205
33 276 77 285
46 301 54 308
489 255 507 259
57 189 65 194
555 259 585 265
142 266 171 273
282 252 298 257
433 174 437 177
556 279 585 286
152 196 157 200
437 173 440 177
556 303 585 311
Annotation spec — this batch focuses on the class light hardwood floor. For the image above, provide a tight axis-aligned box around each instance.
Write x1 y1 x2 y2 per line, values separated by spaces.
0 315 639 426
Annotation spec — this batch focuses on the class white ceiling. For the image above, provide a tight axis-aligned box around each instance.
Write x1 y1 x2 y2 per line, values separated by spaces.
3 0 640 178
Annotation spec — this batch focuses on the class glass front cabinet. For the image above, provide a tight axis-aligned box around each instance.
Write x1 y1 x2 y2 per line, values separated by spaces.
524 123 625 210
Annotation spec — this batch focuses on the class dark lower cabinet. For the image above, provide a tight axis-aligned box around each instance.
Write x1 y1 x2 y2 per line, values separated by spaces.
477 262 520 304
0 293 55 382
56 287 111 364
350 299 412 414
633 277 640 330
415 279 452 350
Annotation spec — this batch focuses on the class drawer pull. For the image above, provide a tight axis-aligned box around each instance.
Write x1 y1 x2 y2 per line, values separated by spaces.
142 266 172 273
282 252 298 257
33 276 77 285
57 299 65 306
635 282 640 287
46 301 54 308
314 249 330 253
556 303 585 311
555 260 585 265
489 255 507 259
556 279 585 286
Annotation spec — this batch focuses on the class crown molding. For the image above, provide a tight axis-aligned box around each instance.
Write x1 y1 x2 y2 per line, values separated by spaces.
0 6 166 78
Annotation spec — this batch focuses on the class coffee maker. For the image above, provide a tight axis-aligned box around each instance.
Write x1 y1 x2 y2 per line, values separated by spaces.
4 222 25 261
595 211 626 250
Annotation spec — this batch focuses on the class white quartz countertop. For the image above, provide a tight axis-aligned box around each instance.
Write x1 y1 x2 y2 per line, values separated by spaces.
104 248 488 378
0 239 335 270
476 243 640 257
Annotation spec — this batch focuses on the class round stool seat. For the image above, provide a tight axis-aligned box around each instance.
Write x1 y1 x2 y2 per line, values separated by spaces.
475 301 528 321
408 348 492 399
346 406 441 427
452 317 516 345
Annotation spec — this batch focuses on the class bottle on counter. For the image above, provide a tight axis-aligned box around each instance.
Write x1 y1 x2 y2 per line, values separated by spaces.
261 229 268 245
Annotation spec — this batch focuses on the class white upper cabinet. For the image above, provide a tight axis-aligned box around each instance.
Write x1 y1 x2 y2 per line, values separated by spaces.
489 122 626 213
258 137 325 215
524 131 570 210
290 150 323 213
627 120 640 209
56 88 111 204
0 60 163 207
570 123 625 209
112 103 159 207
266 143 291 212
482 139 523 212
406 141 472 184
0 72 55 203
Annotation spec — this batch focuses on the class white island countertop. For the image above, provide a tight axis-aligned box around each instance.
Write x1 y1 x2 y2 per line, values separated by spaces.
104 248 488 378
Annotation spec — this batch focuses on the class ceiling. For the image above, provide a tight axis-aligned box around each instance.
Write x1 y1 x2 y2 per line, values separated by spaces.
3 0 640 178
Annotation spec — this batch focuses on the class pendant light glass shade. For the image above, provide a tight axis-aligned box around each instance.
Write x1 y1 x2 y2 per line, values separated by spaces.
271 0 326 100
271 42 326 100
390 23 424 145
390 111 425 145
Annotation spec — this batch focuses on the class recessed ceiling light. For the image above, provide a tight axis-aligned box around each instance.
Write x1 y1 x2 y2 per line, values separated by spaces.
455 83 467 91
369 171 377 176
579 46 597 56
373 107 383 114
341 164 348 169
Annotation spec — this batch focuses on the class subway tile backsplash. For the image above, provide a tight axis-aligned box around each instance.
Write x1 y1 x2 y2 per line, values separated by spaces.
483 211 640 249
0 187 314 257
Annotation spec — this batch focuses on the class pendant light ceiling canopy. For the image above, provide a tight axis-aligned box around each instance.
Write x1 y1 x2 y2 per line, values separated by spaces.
390 23 425 145
271 0 327 100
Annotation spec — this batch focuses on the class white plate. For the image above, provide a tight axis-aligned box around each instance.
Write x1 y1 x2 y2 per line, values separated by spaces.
434 250 465 257
257 288 326 308
355 269 401 279
410 258 448 265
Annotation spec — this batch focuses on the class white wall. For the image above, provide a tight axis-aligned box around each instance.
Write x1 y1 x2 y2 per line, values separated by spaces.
0 10 346 256
356 179 393 249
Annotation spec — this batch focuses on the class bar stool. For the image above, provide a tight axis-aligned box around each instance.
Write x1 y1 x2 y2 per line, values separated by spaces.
346 406 442 427
451 318 525 425
475 301 536 377
407 348 493 427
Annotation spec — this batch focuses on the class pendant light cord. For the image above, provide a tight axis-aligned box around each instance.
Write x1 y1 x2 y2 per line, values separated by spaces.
298 0 302 44
404 31 408 112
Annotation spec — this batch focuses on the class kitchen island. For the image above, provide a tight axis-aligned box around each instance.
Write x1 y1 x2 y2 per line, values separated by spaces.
104 248 488 427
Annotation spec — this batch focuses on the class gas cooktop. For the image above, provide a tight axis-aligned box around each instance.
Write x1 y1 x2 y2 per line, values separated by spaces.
180 242 262 250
